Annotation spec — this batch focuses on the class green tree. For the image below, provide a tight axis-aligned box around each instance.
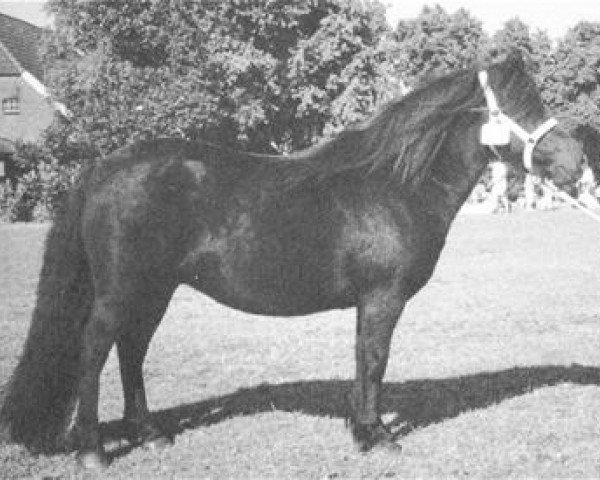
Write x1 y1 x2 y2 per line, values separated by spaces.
491 17 553 77
43 0 393 161
540 21 600 128
287 1 395 141
390 5 487 87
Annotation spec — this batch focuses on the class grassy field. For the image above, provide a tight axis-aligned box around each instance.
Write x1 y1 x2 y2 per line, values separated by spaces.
1 210 600 479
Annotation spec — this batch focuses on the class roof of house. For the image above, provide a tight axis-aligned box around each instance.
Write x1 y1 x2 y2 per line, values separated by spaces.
0 13 44 81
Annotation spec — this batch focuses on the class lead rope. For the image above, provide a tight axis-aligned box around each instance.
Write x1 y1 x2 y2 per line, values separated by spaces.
478 70 600 225
541 180 600 224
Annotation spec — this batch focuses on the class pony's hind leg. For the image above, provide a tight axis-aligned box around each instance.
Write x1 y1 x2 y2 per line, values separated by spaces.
67 282 174 469
66 295 126 469
117 287 174 450
349 284 406 452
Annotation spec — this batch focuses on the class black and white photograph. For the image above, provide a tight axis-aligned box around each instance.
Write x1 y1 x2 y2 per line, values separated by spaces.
0 0 599 478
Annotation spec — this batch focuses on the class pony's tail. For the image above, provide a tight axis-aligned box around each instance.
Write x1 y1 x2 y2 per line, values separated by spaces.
0 166 94 453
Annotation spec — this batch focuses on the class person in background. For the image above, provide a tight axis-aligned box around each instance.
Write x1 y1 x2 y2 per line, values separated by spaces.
537 179 555 210
488 160 510 213
524 173 555 210
577 160 599 208
524 173 536 210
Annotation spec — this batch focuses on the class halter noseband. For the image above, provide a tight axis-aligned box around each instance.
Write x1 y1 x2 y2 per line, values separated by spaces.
478 70 558 171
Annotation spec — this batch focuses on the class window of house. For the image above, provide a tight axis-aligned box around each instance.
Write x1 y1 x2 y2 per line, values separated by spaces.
2 97 20 115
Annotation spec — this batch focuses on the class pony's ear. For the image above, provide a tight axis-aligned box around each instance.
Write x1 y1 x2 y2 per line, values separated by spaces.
473 50 492 71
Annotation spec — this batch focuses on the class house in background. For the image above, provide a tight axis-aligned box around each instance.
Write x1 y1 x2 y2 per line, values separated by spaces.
0 13 66 183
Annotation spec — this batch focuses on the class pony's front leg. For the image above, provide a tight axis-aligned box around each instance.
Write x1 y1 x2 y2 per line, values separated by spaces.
117 286 174 450
349 284 405 452
66 297 123 469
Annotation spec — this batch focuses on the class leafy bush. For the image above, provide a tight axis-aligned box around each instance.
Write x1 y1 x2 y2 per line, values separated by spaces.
0 142 80 222
0 181 18 223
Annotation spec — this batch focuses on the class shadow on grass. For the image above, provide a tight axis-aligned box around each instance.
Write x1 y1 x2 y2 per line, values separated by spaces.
103 363 600 458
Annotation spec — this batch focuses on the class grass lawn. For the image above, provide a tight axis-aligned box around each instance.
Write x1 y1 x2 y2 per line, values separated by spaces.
1 209 600 478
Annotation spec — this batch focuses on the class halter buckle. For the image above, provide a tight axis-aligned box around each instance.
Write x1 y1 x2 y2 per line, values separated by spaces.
481 119 511 146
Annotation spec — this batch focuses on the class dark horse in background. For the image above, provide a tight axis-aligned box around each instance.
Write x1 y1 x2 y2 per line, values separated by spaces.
572 123 600 179
0 53 583 469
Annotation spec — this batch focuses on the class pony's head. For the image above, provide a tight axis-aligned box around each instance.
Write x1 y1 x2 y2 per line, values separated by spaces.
532 126 584 195
482 52 583 193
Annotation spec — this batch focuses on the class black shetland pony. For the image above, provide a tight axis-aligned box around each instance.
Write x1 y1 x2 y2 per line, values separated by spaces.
0 53 583 469
572 123 600 179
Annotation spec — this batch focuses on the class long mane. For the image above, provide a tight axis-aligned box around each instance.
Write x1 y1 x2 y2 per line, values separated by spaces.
273 53 543 191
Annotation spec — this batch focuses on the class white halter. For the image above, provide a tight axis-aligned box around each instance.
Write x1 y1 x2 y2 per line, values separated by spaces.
477 70 558 171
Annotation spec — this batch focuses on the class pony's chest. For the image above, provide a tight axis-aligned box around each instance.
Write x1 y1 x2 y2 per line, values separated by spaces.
340 206 444 291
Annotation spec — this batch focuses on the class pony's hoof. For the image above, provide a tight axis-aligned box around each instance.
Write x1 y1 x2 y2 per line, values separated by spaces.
358 436 402 453
373 437 402 453
76 449 110 470
123 419 172 450
145 434 173 451
358 438 401 453
352 420 402 453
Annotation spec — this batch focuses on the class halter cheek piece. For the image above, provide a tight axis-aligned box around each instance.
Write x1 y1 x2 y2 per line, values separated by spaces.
477 70 558 171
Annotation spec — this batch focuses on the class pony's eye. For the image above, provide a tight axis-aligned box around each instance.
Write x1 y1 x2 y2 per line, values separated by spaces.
535 156 552 167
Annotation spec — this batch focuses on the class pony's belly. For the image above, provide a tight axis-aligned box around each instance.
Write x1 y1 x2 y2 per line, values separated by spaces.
187 277 354 316
183 253 354 316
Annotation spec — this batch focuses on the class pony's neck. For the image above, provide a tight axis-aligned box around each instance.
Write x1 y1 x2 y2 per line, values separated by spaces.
412 119 489 231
